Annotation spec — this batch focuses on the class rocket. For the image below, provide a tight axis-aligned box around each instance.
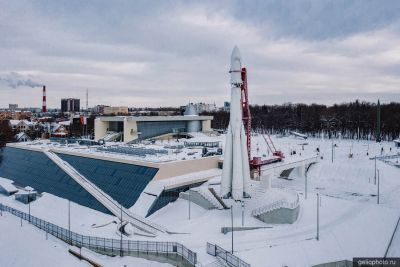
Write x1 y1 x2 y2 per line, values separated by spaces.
220 46 251 200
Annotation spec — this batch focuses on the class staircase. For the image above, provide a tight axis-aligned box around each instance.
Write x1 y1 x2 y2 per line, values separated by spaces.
194 187 224 210
103 132 122 142
189 186 223 209
252 193 299 217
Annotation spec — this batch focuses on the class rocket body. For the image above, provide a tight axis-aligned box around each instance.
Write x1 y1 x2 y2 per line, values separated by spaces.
220 46 251 200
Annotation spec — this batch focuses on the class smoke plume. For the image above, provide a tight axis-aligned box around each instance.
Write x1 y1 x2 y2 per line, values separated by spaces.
0 72 43 88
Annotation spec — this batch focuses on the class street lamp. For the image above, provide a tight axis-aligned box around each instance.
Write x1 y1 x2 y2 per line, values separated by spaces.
120 204 123 257
188 190 191 220
317 193 320 241
320 117 340 163
241 201 245 227
28 189 32 223
68 200 71 244
231 205 234 254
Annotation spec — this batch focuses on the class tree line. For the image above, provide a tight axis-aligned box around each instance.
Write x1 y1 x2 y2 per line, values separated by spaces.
202 100 400 141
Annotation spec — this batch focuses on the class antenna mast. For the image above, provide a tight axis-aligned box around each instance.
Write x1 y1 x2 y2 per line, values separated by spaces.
86 88 88 111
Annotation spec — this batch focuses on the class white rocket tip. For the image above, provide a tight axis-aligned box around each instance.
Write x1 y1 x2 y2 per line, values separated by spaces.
230 46 242 70
230 46 243 85
231 46 241 62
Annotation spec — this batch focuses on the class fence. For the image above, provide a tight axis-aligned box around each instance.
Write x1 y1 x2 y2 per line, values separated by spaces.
373 154 400 169
0 203 197 266
207 242 251 267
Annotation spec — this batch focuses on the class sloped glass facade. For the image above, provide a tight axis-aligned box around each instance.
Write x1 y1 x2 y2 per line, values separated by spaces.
58 153 158 209
0 147 110 213
146 181 205 217
137 121 187 139
0 147 159 215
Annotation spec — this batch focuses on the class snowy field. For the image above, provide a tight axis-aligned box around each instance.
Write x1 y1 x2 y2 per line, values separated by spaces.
1 135 400 266
0 211 169 267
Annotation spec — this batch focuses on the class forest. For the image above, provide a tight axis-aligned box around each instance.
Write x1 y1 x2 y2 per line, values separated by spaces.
202 100 400 141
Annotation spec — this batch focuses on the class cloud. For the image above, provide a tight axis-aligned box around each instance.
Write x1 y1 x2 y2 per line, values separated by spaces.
233 0 400 40
0 1 399 108
0 72 43 89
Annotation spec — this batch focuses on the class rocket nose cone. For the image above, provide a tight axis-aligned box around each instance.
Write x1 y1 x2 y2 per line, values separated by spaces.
230 46 243 85
230 45 242 72
231 46 241 61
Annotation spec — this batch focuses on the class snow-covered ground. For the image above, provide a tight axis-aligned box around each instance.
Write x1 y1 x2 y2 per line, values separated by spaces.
0 212 169 267
1 135 400 266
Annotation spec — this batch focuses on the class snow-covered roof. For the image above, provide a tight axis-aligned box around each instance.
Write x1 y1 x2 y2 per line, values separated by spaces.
15 132 29 139
22 120 34 126
53 132 67 136
59 120 71 126
0 177 18 193
9 120 34 126
52 124 61 131
9 120 20 126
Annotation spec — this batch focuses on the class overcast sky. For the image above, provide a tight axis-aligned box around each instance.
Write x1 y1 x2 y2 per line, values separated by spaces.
1 0 399 108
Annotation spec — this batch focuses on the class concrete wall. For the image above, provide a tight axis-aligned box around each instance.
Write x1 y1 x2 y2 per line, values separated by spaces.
202 120 211 132
153 156 219 180
257 206 300 224
187 120 201 133
94 119 108 141
123 120 139 143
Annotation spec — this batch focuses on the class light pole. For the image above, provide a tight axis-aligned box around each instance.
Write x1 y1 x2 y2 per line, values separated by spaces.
68 200 71 244
317 193 320 241
321 117 339 164
28 190 31 224
120 204 123 257
231 205 234 254
374 157 377 185
241 201 245 227
305 169 308 200
377 170 380 204
188 190 191 220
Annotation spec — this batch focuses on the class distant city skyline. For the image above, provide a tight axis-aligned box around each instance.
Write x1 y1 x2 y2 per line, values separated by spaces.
1 0 400 108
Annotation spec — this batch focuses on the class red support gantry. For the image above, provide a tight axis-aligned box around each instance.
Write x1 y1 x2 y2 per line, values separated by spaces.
240 67 251 162
240 67 284 174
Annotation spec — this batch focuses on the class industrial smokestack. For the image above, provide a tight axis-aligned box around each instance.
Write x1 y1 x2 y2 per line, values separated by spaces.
42 86 47 113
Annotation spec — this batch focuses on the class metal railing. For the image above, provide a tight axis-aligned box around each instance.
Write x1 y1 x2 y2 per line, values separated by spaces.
372 153 400 168
0 203 197 266
251 193 300 217
207 243 250 267
192 188 223 209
